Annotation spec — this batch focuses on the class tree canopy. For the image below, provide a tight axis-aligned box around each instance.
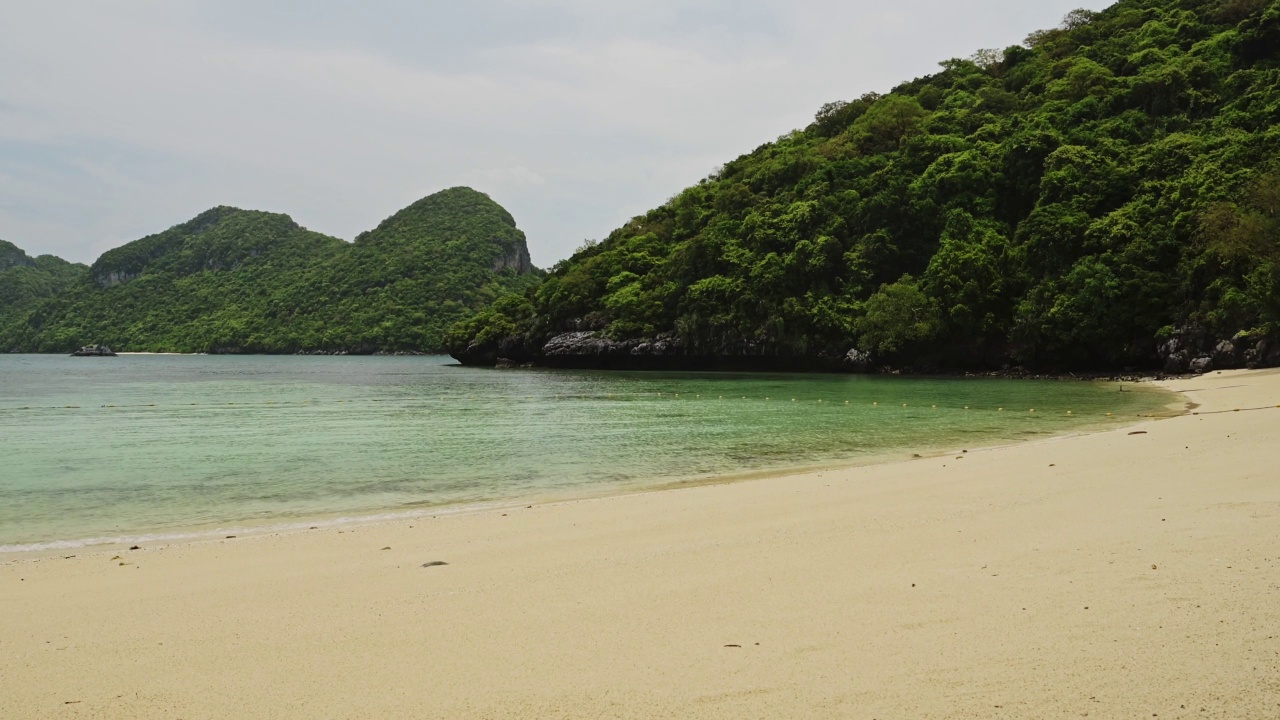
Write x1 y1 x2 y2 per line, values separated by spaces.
0 240 87 347
448 0 1280 371
0 188 542 353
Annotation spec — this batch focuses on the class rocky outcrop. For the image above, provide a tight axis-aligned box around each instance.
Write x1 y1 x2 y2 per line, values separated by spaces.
1212 339 1239 367
452 333 540 368
455 328 818 370
93 269 141 288
0 242 36 271
451 314 1279 375
1157 325 1279 374
492 243 533 274
540 331 689 369
843 348 873 373
70 344 116 357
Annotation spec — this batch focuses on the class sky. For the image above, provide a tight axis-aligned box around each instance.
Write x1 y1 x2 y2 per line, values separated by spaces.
0 0 1112 267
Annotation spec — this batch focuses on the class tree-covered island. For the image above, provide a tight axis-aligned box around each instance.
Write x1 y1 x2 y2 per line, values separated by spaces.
447 0 1280 373
0 188 542 354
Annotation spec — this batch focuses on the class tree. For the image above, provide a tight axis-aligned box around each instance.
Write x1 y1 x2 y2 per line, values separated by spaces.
854 276 940 356
1062 8 1099 30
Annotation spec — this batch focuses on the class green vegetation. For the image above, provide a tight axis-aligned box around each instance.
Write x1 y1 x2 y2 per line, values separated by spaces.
0 240 87 350
449 0 1280 370
0 188 541 353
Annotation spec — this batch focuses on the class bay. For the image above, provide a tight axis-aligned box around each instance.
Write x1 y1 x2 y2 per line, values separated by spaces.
0 354 1176 551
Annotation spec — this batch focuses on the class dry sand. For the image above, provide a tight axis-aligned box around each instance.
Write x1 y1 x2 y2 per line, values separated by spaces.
3 370 1279 719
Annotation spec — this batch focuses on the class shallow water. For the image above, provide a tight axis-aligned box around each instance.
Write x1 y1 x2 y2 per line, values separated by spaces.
0 354 1175 551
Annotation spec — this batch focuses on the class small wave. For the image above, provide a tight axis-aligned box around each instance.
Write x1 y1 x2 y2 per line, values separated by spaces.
0 502 507 555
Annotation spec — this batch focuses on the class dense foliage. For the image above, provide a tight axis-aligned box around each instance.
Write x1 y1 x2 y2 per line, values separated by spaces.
0 240 87 343
449 0 1280 370
0 188 541 353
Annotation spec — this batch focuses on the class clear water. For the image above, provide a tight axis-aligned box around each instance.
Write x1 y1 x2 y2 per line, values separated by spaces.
0 355 1176 552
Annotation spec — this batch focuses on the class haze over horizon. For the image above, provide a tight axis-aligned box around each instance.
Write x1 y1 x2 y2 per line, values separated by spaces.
2 0 1109 268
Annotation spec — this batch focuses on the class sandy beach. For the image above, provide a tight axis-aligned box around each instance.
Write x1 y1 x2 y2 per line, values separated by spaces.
3 370 1278 719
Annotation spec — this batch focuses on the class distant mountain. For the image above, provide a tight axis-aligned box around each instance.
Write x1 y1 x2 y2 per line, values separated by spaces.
447 0 1280 373
268 187 539 353
0 240 87 307
0 187 542 353
0 240 87 350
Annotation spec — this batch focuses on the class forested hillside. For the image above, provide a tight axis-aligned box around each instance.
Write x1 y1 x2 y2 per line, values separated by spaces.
0 240 87 344
0 188 541 353
448 0 1280 372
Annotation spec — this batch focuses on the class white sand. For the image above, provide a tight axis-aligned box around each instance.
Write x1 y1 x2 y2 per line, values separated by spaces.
3 370 1278 719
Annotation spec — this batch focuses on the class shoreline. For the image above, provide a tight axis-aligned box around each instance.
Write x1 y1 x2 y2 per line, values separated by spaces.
3 370 1277 718
1 381 1184 560
10 349 1259 382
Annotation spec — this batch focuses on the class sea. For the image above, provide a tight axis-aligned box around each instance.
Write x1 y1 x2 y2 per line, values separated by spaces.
0 354 1177 554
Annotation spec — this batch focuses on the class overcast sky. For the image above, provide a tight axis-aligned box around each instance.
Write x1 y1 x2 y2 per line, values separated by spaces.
1 1 1111 267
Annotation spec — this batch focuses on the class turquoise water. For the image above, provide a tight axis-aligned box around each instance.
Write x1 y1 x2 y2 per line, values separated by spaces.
0 355 1175 552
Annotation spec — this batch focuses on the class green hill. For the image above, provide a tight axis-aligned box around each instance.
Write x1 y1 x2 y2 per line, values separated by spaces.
263 187 538 353
0 240 88 351
448 0 1280 372
1 188 542 353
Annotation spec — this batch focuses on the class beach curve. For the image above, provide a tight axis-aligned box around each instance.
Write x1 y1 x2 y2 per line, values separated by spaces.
2 369 1278 718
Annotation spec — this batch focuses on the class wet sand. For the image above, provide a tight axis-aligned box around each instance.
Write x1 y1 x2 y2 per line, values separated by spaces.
2 370 1278 719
